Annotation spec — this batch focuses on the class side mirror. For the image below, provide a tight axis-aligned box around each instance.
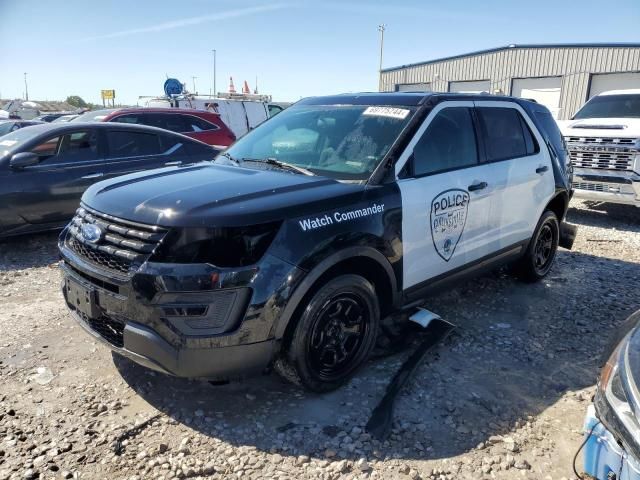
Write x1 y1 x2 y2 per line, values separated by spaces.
10 152 40 169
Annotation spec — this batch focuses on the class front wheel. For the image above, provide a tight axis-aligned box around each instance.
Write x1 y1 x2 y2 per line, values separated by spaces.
514 210 560 282
275 274 380 392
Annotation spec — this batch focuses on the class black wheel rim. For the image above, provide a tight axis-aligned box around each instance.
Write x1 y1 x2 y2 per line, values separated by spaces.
534 223 555 272
307 293 370 382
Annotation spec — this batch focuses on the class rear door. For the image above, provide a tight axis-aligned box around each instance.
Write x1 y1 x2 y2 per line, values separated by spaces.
395 101 497 290
474 101 555 248
8 128 105 224
103 128 192 179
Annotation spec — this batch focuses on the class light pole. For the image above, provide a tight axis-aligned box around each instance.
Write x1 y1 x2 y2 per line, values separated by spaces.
377 24 386 92
23 72 29 101
211 49 217 97
191 76 198 93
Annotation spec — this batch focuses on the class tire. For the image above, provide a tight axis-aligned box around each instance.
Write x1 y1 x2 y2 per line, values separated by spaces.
514 210 560 282
275 274 380 392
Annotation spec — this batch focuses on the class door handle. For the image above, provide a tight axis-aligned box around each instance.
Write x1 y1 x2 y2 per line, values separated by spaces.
81 173 104 179
164 161 182 166
468 181 488 192
536 166 549 174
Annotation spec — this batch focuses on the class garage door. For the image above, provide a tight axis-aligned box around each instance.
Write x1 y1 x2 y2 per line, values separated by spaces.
589 72 640 98
449 80 490 94
396 83 431 92
512 77 562 118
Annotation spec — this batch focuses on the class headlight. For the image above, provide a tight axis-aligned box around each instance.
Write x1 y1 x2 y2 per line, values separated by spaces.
150 222 281 267
594 325 640 461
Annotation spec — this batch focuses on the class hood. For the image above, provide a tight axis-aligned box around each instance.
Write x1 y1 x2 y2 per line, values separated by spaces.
82 162 366 227
558 117 640 138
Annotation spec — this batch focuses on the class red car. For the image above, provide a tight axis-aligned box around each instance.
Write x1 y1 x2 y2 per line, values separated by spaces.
100 108 236 148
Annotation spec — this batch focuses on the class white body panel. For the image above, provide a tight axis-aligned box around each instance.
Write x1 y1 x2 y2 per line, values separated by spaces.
397 100 555 290
512 77 562 118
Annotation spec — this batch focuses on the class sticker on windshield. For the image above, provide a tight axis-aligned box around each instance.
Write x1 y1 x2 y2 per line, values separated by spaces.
0 140 17 147
362 106 410 120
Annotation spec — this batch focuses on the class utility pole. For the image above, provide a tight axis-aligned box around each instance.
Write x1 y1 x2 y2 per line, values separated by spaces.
23 72 29 100
211 49 217 97
191 76 198 93
377 24 386 92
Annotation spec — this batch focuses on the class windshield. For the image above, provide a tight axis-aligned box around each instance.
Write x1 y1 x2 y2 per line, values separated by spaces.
219 104 416 180
573 94 640 119
71 109 117 122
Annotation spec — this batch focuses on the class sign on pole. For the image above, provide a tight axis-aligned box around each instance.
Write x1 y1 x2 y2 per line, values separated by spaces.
101 90 115 107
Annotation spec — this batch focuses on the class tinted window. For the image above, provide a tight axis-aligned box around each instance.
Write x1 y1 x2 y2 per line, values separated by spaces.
30 131 98 164
112 113 147 125
183 116 218 132
106 130 161 158
535 110 568 161
158 133 185 154
477 107 536 162
573 94 640 119
412 107 478 176
146 113 187 133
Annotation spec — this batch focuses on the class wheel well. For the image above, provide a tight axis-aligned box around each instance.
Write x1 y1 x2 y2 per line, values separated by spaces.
280 256 394 349
545 193 567 222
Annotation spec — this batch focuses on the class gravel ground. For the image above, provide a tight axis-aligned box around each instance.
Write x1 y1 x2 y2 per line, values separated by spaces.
1 199 639 480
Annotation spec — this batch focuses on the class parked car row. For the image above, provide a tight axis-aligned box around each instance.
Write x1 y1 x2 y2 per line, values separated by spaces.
0 122 217 238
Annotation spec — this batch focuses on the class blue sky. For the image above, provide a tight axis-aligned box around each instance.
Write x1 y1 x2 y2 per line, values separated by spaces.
0 0 638 105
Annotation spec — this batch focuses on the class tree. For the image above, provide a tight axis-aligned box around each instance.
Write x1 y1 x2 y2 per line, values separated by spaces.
65 95 88 108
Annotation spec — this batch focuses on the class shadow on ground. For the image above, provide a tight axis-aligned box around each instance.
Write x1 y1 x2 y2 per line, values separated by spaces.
113 242 640 462
567 201 639 233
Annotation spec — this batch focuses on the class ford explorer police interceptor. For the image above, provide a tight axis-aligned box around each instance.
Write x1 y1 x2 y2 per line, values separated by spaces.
59 93 574 392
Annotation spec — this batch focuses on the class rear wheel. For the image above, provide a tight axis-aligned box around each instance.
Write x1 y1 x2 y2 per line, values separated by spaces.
514 210 559 282
275 274 380 392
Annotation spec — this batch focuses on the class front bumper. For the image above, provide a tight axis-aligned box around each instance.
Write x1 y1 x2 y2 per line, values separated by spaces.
583 405 640 480
572 168 640 207
59 232 304 380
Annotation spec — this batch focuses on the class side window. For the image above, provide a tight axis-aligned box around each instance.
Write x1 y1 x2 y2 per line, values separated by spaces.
30 131 98 164
184 116 219 132
534 110 566 157
159 133 185 154
477 107 538 162
106 130 162 158
146 113 187 133
30 136 61 161
412 107 478 176
112 113 146 125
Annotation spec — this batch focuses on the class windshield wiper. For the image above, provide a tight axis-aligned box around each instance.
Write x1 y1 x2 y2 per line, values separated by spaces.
218 152 241 165
242 157 315 176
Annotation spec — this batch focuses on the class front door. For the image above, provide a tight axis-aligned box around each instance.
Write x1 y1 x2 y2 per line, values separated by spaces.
395 101 497 290
9 129 104 225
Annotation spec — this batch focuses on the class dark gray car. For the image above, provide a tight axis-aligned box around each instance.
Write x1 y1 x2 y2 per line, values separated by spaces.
0 122 217 238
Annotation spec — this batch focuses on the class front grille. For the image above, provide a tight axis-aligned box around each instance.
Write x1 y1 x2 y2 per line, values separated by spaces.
566 137 638 172
572 182 622 194
77 311 125 348
66 206 167 276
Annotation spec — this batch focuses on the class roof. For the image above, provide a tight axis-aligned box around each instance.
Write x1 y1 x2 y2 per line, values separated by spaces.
382 42 640 73
106 107 221 116
296 92 545 111
599 89 640 96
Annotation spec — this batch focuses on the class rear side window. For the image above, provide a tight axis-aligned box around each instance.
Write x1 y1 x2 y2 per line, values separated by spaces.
183 116 219 132
534 110 567 157
412 107 478 176
477 107 538 162
112 113 147 125
106 130 161 158
146 113 187 133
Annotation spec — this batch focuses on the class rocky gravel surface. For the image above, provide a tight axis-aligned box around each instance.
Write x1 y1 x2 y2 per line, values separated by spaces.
1 199 639 480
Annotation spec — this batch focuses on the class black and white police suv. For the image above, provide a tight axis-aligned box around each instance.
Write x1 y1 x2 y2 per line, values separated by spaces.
59 92 574 392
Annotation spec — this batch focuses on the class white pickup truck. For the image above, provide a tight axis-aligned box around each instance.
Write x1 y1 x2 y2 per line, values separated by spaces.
558 89 640 207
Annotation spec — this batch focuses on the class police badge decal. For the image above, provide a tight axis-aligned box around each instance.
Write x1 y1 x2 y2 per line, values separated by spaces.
430 189 470 261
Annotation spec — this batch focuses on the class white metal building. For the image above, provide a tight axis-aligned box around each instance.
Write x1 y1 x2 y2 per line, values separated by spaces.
380 43 640 119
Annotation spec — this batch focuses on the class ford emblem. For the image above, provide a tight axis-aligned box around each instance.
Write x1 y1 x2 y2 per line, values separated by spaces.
81 223 103 244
